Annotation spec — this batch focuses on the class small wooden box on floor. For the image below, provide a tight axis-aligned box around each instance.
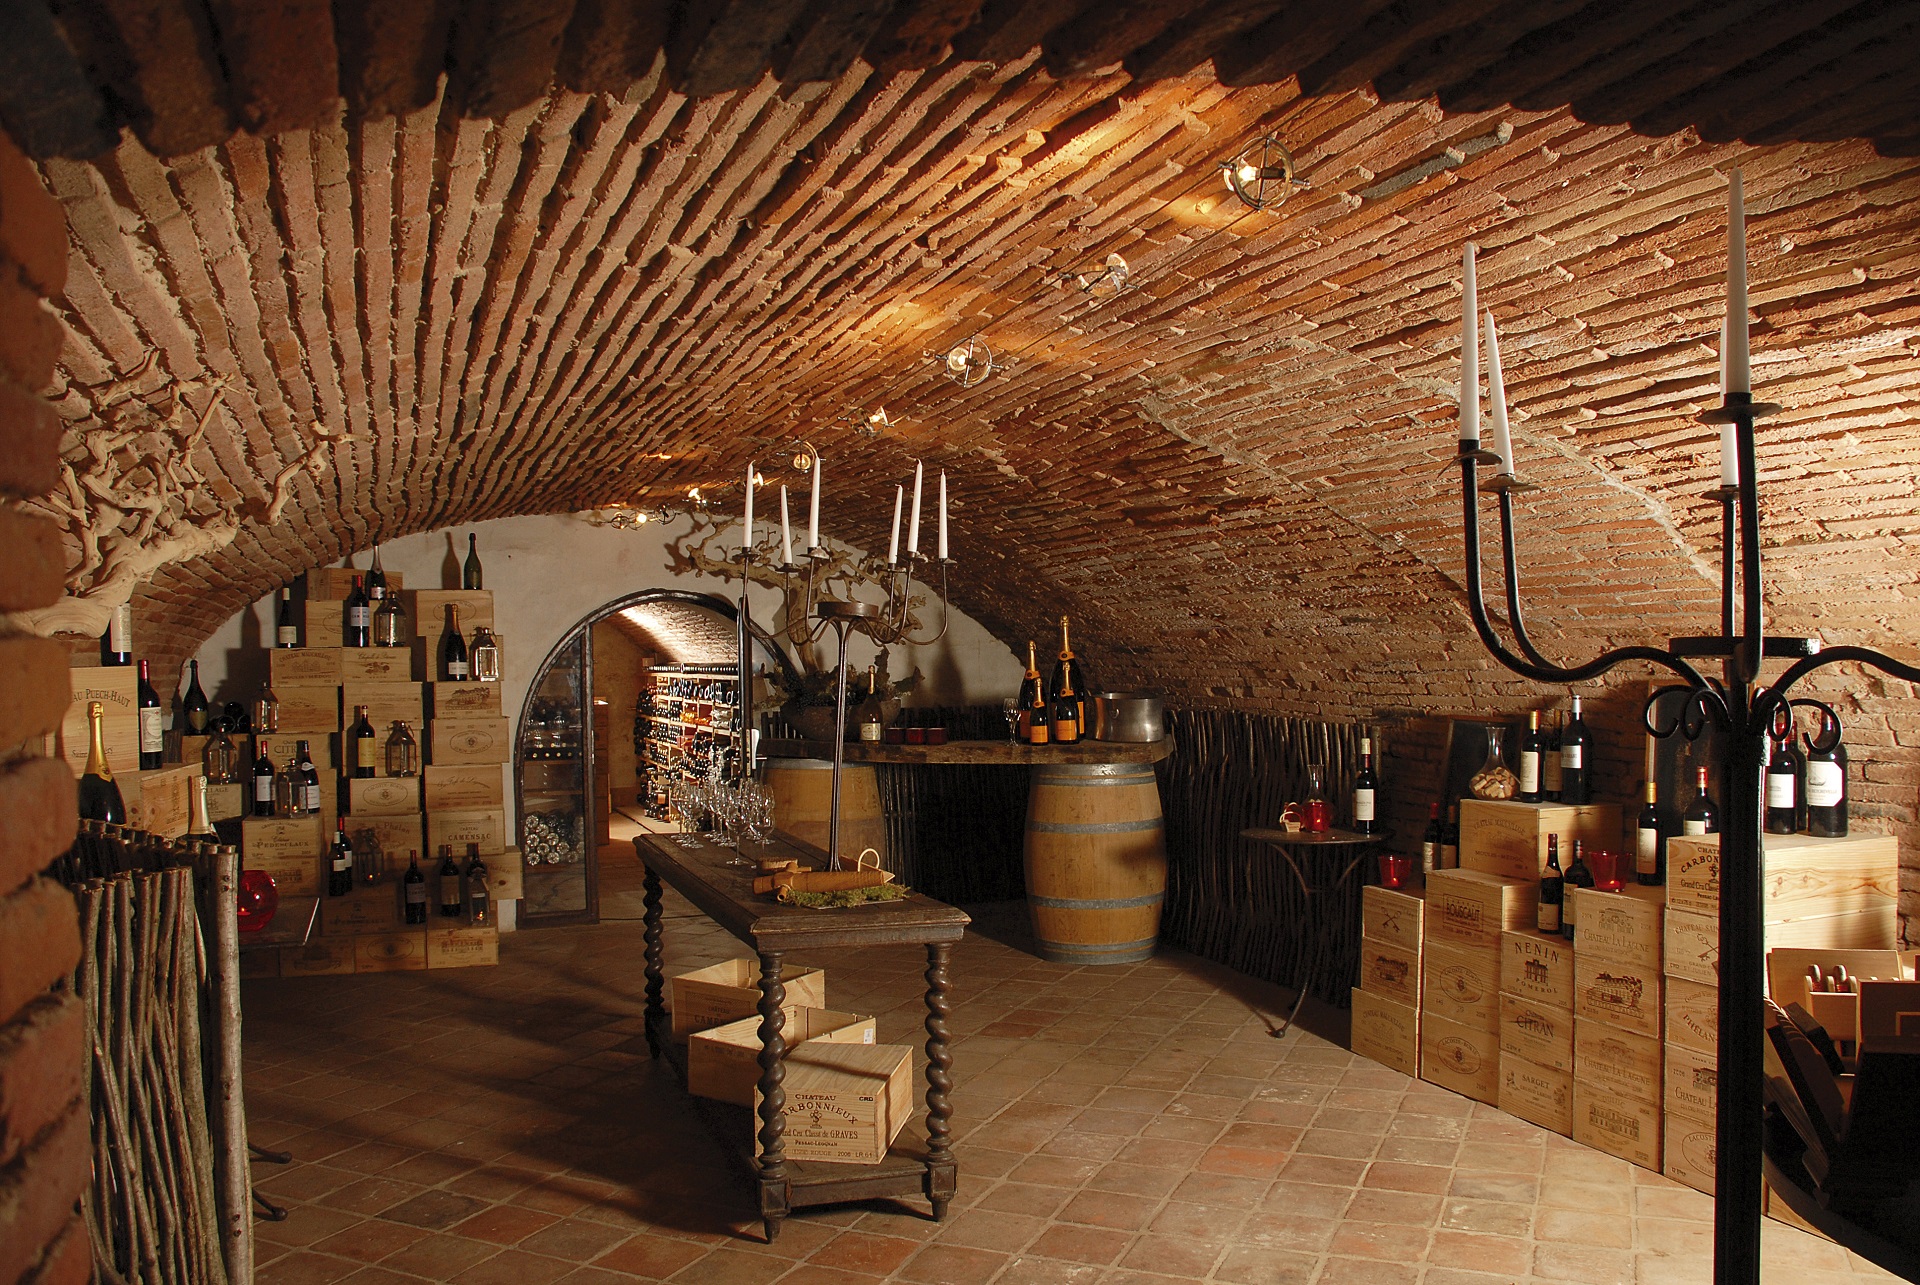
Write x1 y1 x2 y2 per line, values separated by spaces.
758 1042 913 1164
1665 831 1899 947
1349 989 1419 1077
1663 1108 1718 1195
1458 799 1623 881
47 666 137 774
670 960 828 1040
690 1009 877 1107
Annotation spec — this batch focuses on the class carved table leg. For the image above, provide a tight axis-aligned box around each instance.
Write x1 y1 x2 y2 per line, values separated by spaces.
642 867 664 1058
755 950 790 1243
923 940 956 1220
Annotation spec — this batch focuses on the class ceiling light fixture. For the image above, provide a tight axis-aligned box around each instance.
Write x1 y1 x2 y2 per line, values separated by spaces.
1057 252 1129 295
928 335 1007 388
1220 135 1307 212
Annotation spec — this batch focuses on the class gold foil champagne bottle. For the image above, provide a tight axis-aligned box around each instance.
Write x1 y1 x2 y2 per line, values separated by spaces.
79 701 126 823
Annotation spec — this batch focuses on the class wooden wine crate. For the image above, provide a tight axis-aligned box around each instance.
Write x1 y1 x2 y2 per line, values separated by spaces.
348 775 419 817
1419 1013 1501 1104
1348 988 1419 1077
1499 1055 1573 1135
1357 936 1421 1007
321 886 402 935
270 685 340 736
355 930 429 972
47 665 135 774
762 1042 914 1165
690 1008 877 1107
407 590 494 635
302 599 344 646
1664 908 1719 986
1425 868 1536 951
427 808 505 855
1574 1082 1662 1170
306 567 405 600
1421 940 1499 1030
1500 930 1574 1009
1499 993 1573 1072
430 717 513 765
342 681 425 734
1665 976 1719 1055
1764 948 1910 1005
1663 1107 1718 1196
279 937 357 976
342 814 425 873
270 647 343 685
123 763 201 839
429 682 503 718
205 782 245 822
426 924 499 969
339 648 416 684
1574 1018 1662 1105
424 764 507 810
480 849 523 902
671 959 828 1040
1664 1041 1718 1123
241 814 326 861
1567 884 1664 967
1361 885 1424 953
1665 832 1899 942
1573 951 1663 1039
1458 799 1623 881
245 852 322 898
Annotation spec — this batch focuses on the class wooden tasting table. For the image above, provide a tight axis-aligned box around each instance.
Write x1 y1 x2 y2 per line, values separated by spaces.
630 828 970 1242
759 737 1173 766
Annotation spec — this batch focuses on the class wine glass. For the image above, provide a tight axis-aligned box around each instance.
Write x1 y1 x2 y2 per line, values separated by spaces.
1001 697 1020 743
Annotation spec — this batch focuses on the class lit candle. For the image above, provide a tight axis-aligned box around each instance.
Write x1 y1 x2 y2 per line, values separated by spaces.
1483 311 1514 477
779 485 793 566
742 461 754 552
1718 320 1738 488
907 460 923 556
887 485 902 565
1725 169 1750 397
1460 242 1479 446
938 471 948 561
807 454 821 550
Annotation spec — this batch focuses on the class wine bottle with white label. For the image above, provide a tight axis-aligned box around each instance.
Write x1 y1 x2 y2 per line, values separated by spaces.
344 576 371 647
103 601 134 666
1682 767 1718 835
1541 711 1563 802
252 739 277 817
1802 709 1847 838
1352 736 1378 835
1421 803 1443 874
1634 781 1662 886
443 605 470 681
1765 727 1800 836
1516 710 1543 803
275 586 299 647
136 659 165 769
1558 694 1590 804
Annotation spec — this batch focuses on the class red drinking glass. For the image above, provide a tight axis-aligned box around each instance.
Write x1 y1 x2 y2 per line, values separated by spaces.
1378 853 1411 889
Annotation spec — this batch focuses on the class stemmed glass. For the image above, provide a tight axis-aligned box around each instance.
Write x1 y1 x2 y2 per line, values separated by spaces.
1001 697 1020 743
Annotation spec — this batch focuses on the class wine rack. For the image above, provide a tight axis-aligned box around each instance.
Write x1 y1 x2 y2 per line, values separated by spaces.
638 664 739 819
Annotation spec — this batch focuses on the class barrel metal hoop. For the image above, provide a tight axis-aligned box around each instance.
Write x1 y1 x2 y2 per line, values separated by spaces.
1027 891 1165 911
1033 763 1158 782
1036 938 1159 962
1026 818 1165 835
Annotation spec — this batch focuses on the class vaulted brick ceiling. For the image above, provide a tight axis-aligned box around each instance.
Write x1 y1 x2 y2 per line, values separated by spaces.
22 0 1920 716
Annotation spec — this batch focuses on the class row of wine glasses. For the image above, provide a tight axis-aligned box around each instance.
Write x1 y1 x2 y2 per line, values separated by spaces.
672 770 774 867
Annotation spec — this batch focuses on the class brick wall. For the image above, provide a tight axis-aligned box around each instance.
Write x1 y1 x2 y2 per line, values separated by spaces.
0 126 89 1285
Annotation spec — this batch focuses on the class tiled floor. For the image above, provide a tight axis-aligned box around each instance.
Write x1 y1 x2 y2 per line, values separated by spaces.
243 820 1900 1285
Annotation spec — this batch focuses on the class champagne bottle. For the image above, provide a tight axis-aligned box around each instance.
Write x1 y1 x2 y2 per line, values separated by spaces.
1420 803 1443 875
275 587 299 647
103 600 133 666
1766 727 1800 836
295 740 321 814
857 665 884 742
1016 641 1043 741
1802 709 1848 838
403 850 428 924
252 738 276 817
136 659 164 769
438 845 463 918
1024 665 1051 746
79 702 126 823
1516 710 1543 803
373 591 407 648
1562 838 1595 942
443 605 469 681
345 576 371 647
1559 694 1590 804
386 721 418 777
367 546 387 602
1051 657 1081 744
1537 834 1564 934
1440 804 1459 870
1352 736 1378 835
465 844 490 925
182 659 211 735
185 774 218 843
350 705 377 779
463 533 484 590
1635 781 1663 886
1048 616 1094 735
1682 767 1718 835
328 819 353 896
1542 712 1563 802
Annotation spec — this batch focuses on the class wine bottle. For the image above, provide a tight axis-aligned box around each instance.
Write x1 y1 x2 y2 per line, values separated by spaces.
344 576 371 647
275 587 298 647
1559 694 1590 804
136 659 165 769
1542 711 1563 802
469 626 500 682
465 844 490 925
443 605 469 681
350 705 377 779
1802 709 1848 838
274 744 299 817
1051 657 1082 744
295 740 321 814
367 546 387 602
1048 616 1094 735
373 591 407 648
78 701 126 823
1420 803 1443 875
185 774 218 843
103 600 133 666
182 659 211 735
1516 710 1543 803
1561 838 1595 943
1635 782 1663 886
1352 736 1378 836
857 665 884 742
438 846 463 918
1537 834 1564 934
1440 804 1460 870
1766 727 1800 836
1682 767 1718 835
252 738 277 817
403 851 428 924
386 721 418 777
463 533 484 590
1024 665 1051 746
1016 641 1042 740
328 819 353 896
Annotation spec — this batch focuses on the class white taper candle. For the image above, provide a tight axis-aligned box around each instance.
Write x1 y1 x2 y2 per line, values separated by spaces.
742 462 754 551
1460 242 1480 445
1718 319 1738 487
887 485 903 565
1726 169 1750 396
807 455 821 549
779 485 793 565
907 460 924 555
938 471 948 561
1483 311 1514 477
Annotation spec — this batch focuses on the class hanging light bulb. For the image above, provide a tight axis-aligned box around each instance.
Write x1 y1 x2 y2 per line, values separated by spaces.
1220 135 1307 212
928 335 1006 388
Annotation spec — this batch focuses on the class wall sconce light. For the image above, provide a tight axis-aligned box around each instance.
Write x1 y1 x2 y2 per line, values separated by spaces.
1221 135 1307 212
1058 252 1129 295
928 335 1007 388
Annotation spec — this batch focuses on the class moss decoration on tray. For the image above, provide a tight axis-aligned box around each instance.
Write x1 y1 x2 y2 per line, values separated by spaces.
781 883 911 909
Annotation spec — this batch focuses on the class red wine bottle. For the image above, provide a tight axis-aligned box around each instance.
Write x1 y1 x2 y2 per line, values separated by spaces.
349 705 377 780
1682 767 1718 835
345 575 371 647
1537 834 1563 934
438 846 463 918
1802 710 1847 838
137 659 165 769
403 851 428 924
1420 803 1443 875
252 738 277 817
1558 694 1590 804
1634 782 1663 886
1561 838 1595 942
1352 736 1378 835
1765 728 1800 836
328 820 353 897
1516 710 1543 803
465 844 490 924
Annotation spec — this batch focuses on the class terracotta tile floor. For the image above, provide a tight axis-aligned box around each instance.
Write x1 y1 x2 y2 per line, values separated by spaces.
243 822 1900 1285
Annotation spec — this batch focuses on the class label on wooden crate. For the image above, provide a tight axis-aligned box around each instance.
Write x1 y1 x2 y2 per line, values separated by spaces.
247 852 322 898
1500 930 1574 1009
280 937 357 976
1499 1055 1572 1135
340 649 416 683
408 590 494 635
322 886 401 934
671 960 828 1040
430 717 512 765
427 808 505 855
354 931 428 972
759 1042 912 1165
1349 988 1418 1077
1420 1013 1500 1104
1458 799 1623 881
1361 885 1424 952
343 815 424 872
1574 1083 1662 1170
1663 908 1719 986
482 849 523 902
1574 1019 1662 1106
307 568 406 600
424 764 506 810
1422 940 1499 1029
302 599 344 645
48 667 137 773
242 815 326 861
125 764 200 839
1664 1108 1718 1196
691 1008 877 1107
272 685 341 736
1426 868 1536 951
342 681 425 734
1666 976 1718 1055
206 782 246 822
1573 952 1663 1038
1568 885 1664 966
1667 832 1898 928
1665 1041 1718 1122
1499 993 1573 1072
348 775 420 817
429 682 503 718
1358 936 1421 1007
427 925 499 969
271 647 343 685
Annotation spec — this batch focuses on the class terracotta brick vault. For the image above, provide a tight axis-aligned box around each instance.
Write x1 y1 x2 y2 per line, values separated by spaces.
9 1 1920 936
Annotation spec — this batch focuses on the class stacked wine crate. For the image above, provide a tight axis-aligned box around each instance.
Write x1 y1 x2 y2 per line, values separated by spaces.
1352 885 1425 1076
1569 885 1666 1169
1497 928 1574 1134
244 572 514 977
1419 868 1533 1104
49 665 205 838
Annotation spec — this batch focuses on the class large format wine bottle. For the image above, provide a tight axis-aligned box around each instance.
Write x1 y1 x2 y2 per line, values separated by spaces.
1352 736 1378 836
1047 616 1094 734
137 659 165 769
78 701 126 823
350 706 378 779
1682 767 1719 835
103 601 133 666
443 606 469 681
463 533 484 590
182 659 211 735
1559 694 1590 804
344 576 371 647
1803 709 1848 838
1765 727 1801 835
275 587 298 647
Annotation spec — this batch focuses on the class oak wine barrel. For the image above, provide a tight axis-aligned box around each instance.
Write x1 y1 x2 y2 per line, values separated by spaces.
762 758 891 867
1023 763 1167 964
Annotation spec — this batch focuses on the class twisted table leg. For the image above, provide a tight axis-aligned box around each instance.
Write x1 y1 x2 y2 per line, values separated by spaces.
923 941 956 1219
755 950 790 1242
642 867 664 1058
